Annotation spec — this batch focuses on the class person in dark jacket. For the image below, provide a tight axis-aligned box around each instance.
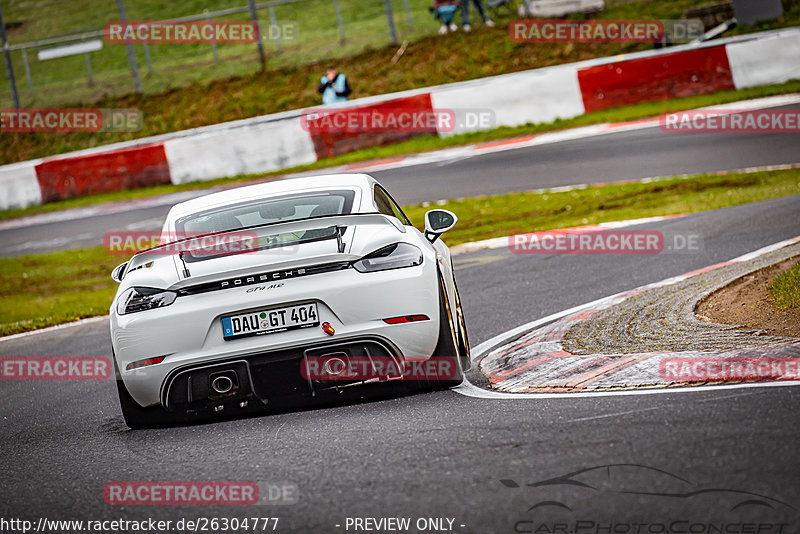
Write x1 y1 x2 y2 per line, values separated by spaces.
317 68 351 105
460 0 494 31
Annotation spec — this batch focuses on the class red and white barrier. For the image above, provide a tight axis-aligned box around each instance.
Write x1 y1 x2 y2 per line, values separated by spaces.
35 143 171 203
577 46 735 113
0 160 42 210
305 93 437 158
431 65 585 136
726 32 800 89
163 115 317 185
1 28 797 211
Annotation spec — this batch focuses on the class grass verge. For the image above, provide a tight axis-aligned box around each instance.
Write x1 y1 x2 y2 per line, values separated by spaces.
402 167 800 245
770 262 800 309
2 167 799 336
2 80 799 222
0 247 119 337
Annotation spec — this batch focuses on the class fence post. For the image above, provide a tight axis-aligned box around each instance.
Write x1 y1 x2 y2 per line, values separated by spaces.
142 41 153 74
205 9 220 63
268 5 281 52
115 0 143 93
85 52 94 85
81 37 95 86
332 0 345 43
382 0 398 46
402 0 413 30
21 48 33 96
0 4 20 108
248 0 266 71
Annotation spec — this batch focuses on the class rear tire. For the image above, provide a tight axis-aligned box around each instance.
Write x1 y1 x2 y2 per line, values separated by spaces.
452 275 471 372
427 272 465 389
113 354 171 429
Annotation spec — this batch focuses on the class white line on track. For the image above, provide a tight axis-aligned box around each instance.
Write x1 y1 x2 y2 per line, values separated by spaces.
565 405 668 423
453 377 800 399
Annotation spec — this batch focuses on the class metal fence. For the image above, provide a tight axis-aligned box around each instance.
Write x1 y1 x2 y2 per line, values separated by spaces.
0 0 423 108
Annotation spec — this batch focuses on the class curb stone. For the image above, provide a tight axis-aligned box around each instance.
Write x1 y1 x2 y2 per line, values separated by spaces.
479 238 800 393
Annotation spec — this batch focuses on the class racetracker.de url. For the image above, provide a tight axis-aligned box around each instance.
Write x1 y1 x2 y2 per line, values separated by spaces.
0 517 279 533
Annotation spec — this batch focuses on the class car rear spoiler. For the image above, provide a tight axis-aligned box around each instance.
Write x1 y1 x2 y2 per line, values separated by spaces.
125 212 406 274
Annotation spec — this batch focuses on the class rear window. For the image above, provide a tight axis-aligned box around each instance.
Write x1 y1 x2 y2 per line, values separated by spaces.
175 190 357 235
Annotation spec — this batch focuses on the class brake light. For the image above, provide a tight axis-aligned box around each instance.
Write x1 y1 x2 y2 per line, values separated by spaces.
383 315 430 324
126 356 166 371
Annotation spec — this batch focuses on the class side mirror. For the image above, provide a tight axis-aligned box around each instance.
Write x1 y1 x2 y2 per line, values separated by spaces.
111 262 128 283
424 209 457 243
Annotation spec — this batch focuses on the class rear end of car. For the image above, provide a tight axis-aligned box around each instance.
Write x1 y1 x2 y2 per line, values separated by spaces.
111 215 449 425
112 239 441 417
110 175 466 427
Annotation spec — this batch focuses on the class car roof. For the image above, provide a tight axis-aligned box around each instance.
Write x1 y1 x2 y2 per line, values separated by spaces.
167 173 377 220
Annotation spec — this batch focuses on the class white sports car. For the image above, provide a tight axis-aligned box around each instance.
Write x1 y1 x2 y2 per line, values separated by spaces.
110 173 470 428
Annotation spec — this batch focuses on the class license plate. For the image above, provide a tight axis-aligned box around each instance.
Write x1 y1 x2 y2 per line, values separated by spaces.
222 303 319 340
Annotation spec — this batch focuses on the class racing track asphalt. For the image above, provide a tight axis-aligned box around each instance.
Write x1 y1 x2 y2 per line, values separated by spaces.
1 195 800 530
2 102 799 257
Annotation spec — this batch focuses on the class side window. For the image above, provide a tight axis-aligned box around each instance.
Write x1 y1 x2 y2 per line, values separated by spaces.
374 186 411 226
373 186 395 218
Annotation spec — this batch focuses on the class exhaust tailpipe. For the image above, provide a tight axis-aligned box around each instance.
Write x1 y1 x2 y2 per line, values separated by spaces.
322 356 347 376
210 374 234 395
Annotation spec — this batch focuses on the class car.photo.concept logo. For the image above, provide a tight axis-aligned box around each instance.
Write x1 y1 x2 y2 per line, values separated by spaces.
503 464 796 532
